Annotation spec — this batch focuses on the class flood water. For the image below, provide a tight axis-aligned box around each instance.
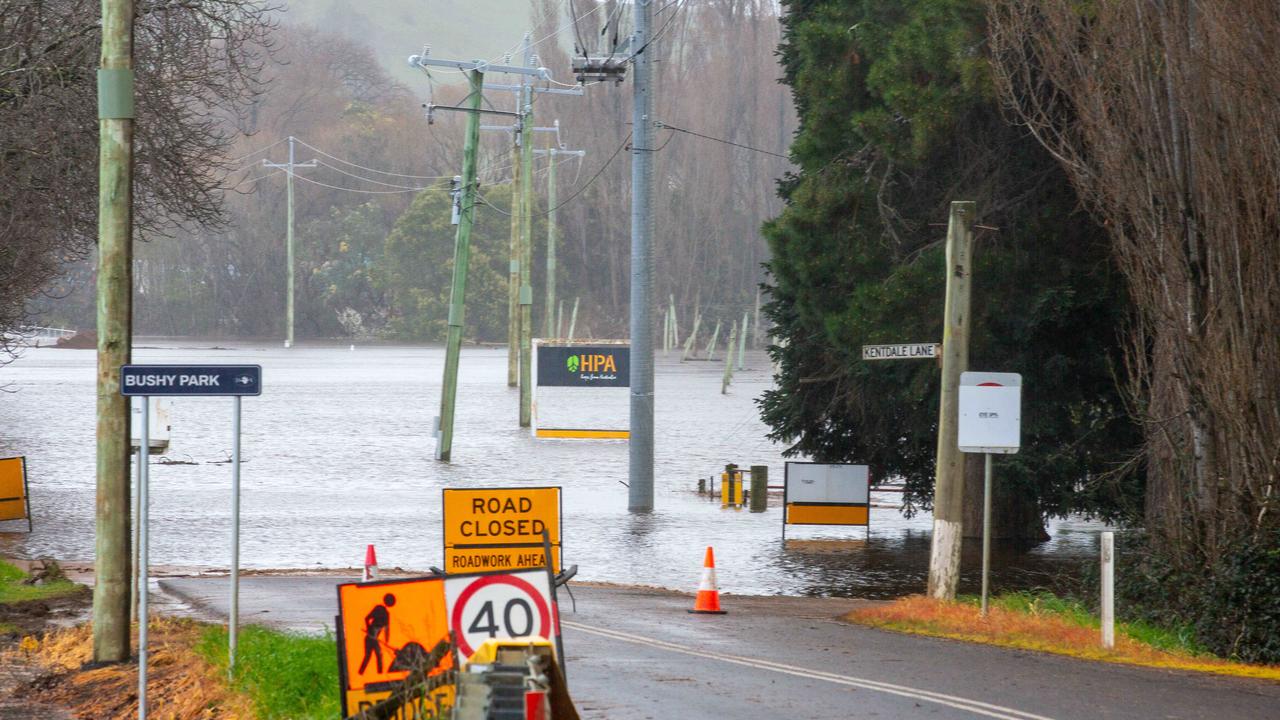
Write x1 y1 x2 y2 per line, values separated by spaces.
0 341 1105 598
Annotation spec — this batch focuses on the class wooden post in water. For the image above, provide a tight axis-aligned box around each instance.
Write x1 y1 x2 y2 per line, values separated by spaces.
927 200 975 600
705 320 722 361
722 321 738 393
682 310 701 361
94 0 134 663
669 294 679 347
567 297 579 342
750 465 768 513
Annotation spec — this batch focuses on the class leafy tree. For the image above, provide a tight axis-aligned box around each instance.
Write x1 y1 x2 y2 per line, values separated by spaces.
378 184 536 342
761 0 1142 536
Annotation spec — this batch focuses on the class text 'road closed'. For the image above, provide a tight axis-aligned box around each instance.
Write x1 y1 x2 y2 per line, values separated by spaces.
442 487 562 574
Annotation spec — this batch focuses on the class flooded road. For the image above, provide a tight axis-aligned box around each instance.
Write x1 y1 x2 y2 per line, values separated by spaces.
0 341 1103 598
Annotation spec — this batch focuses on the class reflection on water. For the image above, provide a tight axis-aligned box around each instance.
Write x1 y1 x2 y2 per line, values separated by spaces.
0 341 1106 598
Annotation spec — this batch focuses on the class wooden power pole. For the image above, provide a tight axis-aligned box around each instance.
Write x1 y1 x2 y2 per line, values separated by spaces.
927 200 976 600
94 0 134 663
436 70 484 462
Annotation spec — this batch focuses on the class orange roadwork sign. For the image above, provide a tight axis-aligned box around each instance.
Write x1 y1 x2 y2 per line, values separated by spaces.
0 457 31 527
442 487 562 574
336 577 451 693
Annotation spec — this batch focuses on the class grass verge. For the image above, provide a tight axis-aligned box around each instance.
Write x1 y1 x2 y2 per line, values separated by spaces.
197 625 340 720
0 559 84 603
844 591 1280 681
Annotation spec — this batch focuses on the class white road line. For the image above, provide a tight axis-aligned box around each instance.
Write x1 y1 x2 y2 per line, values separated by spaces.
563 620 1057 720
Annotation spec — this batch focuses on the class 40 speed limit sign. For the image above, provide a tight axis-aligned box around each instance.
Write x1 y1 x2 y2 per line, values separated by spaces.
444 569 561 660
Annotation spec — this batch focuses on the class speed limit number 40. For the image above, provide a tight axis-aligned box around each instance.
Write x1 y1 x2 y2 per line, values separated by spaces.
444 570 559 660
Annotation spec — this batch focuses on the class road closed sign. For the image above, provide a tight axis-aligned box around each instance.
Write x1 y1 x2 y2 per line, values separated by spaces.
444 570 559 661
442 487 562 573
958 372 1022 454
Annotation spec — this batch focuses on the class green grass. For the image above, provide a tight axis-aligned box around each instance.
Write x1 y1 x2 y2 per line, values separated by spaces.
959 590 1209 656
0 560 85 604
197 625 341 720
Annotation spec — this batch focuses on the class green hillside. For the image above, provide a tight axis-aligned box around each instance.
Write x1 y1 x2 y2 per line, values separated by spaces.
281 0 552 87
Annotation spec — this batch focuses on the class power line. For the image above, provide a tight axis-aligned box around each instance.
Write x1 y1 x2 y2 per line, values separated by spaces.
313 160 443 190
658 122 790 160
292 174 445 195
479 135 628 218
227 137 289 163
292 138 454 179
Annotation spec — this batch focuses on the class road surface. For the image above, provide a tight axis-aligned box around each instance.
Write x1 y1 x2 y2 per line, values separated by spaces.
159 576 1280 720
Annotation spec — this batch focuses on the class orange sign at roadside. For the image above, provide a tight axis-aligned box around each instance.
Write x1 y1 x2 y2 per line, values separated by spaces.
336 577 451 693
0 457 31 529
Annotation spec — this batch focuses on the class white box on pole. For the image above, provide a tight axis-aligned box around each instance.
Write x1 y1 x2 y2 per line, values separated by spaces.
958 372 1022 454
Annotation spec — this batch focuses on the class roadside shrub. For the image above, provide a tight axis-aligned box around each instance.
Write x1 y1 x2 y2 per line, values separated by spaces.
1115 529 1280 664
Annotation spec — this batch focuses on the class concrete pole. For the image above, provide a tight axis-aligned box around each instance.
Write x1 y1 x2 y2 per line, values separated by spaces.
285 136 296 349
518 45 535 428
437 70 485 462
544 149 558 338
628 0 656 513
93 0 134 664
507 140 521 386
927 200 975 600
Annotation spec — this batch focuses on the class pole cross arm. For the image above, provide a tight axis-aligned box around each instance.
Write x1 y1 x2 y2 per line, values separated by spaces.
261 159 317 169
533 149 587 157
483 82 585 96
409 55 550 79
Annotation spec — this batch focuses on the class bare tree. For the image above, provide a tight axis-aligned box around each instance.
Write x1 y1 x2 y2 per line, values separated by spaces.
988 0 1280 555
0 0 277 354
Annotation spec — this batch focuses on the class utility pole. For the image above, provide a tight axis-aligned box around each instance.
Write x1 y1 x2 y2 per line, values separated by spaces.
533 146 586 338
927 200 976 600
628 0 656 513
409 49 552 460
262 136 316 349
507 136 521 386
545 149 559 338
94 0 133 664
435 71 484 463
519 45 535 428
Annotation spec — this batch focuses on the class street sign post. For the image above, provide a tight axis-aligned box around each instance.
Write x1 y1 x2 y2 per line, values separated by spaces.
442 487 562 573
120 363 261 717
861 343 940 361
957 371 1022 615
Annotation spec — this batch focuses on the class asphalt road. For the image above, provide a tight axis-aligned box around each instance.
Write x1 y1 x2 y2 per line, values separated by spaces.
159 576 1280 720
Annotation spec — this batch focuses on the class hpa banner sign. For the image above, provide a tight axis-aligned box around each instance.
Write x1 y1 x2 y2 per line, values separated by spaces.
536 344 630 388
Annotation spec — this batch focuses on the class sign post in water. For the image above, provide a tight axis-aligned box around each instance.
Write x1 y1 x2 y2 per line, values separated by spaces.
120 364 261 720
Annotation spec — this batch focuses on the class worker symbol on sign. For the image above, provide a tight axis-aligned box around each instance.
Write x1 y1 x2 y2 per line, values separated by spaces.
359 593 396 674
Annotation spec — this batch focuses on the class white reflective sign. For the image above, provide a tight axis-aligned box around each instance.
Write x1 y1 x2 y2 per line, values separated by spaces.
958 372 1022 454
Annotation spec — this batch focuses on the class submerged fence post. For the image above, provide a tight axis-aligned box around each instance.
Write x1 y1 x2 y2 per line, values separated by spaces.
1101 531 1115 649
749 465 767 513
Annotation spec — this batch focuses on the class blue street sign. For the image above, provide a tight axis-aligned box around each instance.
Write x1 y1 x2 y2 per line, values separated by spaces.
120 365 262 397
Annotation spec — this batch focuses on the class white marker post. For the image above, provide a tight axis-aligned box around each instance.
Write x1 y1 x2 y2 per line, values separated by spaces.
957 372 1022 615
1101 531 1115 649
120 364 262 714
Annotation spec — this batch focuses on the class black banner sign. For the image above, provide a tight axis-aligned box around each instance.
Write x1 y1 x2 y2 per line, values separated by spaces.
536 345 629 388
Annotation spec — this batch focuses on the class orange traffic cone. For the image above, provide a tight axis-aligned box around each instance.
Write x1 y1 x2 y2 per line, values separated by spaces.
362 544 379 582
688 546 727 614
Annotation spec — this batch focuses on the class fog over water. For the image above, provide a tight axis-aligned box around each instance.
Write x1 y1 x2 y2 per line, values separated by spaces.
0 342 1104 598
